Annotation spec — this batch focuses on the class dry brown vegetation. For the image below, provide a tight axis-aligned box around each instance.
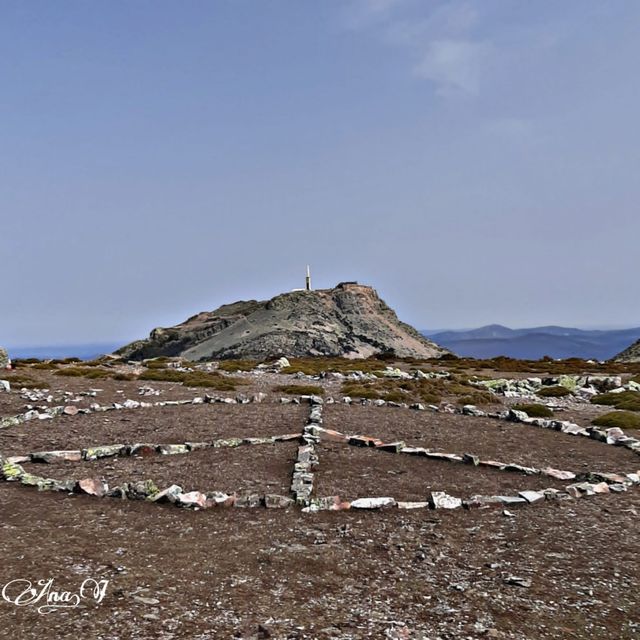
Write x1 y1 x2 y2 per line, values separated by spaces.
512 403 554 418
138 368 247 391
340 376 496 405
538 386 572 398
425 355 640 375
274 384 325 396
592 411 640 430
591 391 640 412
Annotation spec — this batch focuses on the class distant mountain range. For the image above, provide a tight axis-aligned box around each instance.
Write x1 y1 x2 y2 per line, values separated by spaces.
8 323 640 362
423 324 640 361
6 343 121 360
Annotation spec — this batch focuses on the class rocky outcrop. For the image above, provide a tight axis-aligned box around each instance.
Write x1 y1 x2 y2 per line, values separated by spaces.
0 347 10 370
613 339 640 363
116 282 449 361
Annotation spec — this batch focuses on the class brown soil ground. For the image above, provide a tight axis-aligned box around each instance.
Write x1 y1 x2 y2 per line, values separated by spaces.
314 443 562 501
0 484 638 639
1 370 640 639
21 442 299 495
0 404 306 456
324 405 640 475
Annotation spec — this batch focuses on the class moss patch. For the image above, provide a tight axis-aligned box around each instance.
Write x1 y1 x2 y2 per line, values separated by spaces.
591 391 640 412
592 411 640 430
274 384 325 396
538 386 572 398
512 403 553 418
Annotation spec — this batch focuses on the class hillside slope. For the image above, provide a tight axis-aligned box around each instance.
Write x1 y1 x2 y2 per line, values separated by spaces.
613 339 640 363
116 283 449 361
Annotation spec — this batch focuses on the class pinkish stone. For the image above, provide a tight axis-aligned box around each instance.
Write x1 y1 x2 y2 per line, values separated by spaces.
76 478 107 497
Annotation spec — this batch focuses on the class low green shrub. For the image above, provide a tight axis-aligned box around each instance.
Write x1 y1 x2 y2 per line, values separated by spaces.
138 369 187 383
591 391 640 412
55 367 109 379
144 361 169 370
139 368 245 391
456 391 496 406
32 362 59 370
218 360 260 372
592 411 640 430
112 373 135 381
512 403 553 418
274 384 325 396
538 386 571 398
5 374 40 388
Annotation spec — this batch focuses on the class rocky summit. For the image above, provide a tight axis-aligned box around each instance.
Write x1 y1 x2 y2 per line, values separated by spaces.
116 282 449 361
614 338 640 363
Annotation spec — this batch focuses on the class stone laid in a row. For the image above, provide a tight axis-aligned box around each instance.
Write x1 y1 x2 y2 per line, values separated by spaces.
7 432 302 466
0 453 295 510
290 398 322 505
337 393 640 461
308 424 580 481
301 472 640 513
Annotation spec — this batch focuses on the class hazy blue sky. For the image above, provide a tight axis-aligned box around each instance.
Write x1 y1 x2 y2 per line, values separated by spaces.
2 1 639 346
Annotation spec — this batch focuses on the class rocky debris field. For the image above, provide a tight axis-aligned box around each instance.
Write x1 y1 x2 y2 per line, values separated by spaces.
1 359 640 638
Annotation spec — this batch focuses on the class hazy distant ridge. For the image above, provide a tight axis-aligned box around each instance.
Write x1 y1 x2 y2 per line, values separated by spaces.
423 324 640 360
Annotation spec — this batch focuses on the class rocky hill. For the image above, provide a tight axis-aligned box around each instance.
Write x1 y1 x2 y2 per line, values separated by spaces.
116 283 449 361
613 339 640 363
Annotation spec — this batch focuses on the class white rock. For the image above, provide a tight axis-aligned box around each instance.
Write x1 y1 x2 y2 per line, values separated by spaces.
350 497 396 509
429 491 462 509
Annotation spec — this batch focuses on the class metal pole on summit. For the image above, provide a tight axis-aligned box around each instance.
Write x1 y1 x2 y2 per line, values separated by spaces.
305 265 311 291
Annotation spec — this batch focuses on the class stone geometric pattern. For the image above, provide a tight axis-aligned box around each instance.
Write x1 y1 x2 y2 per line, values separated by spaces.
1 393 639 512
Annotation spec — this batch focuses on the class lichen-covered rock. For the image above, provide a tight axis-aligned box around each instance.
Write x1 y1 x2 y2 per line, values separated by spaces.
158 444 189 455
127 479 159 500
1 459 25 480
234 493 263 508
30 450 83 464
264 494 294 509
82 445 127 461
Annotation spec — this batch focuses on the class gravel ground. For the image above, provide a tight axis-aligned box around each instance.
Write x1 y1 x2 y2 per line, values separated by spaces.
0 404 307 456
1 370 639 639
324 405 640 475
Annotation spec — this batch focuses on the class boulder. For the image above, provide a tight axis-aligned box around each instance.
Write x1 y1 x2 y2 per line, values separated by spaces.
0 347 10 370
76 478 108 497
350 497 396 509
429 492 462 509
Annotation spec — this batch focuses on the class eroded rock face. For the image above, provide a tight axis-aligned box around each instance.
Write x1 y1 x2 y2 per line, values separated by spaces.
614 339 640 363
115 283 450 361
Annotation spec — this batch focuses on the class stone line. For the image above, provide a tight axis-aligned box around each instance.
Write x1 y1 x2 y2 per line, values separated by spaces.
337 396 640 461
1 392 639 513
0 451 295 510
289 399 322 505
6 433 302 466
308 425 578 481
0 392 324 431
